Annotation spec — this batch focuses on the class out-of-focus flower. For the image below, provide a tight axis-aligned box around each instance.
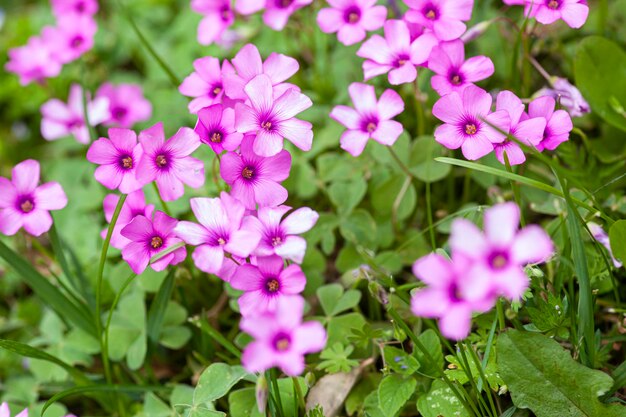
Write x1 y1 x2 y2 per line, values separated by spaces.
0 402 28 417
232 255 307 316
357 19 438 85
136 122 205 202
588 222 622 268
236 0 313 31
317 0 387 46
404 0 474 41
234 74 313 156
253 205 319 263
96 83 152 128
40 84 110 144
428 39 494 96
535 77 590 118
524 0 589 29
241 296 326 376
527 95 573 152
179 57 235 114
101 190 154 250
195 104 243 154
0 160 67 237
87 128 146 193
50 0 98 17
220 136 291 210
174 192 261 280
433 85 510 160
121 211 187 274
330 82 405 156
43 13 97 64
6 36 63 86
192 0 234 45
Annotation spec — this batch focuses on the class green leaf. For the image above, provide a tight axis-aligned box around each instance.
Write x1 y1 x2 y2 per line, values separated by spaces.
316 284 362 317
416 380 470 417
377 374 416 416
412 330 443 378
339 209 378 248
383 346 420 375
609 220 626 264
327 178 367 216
575 36 626 132
317 343 359 373
147 270 176 343
193 363 248 405
228 388 261 417
497 330 625 417
409 136 451 182
370 174 417 220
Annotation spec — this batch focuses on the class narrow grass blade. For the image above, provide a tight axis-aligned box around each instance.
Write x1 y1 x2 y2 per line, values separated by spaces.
147 270 176 343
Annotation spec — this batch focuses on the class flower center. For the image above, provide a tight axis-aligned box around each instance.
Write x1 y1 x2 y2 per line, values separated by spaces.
272 236 282 246
465 123 477 135
151 236 163 249
488 251 509 270
242 166 254 179
425 8 437 20
343 6 361 23
393 54 410 68
547 0 559 9
366 122 377 133
266 278 280 292
217 237 226 245
212 86 222 96
20 199 34 213
451 74 462 85
112 107 127 121
121 156 133 169
277 0 293 8
71 36 84 48
274 334 291 351
156 154 168 168
76 1 85 12
261 121 272 131
210 132 223 143
220 6 230 20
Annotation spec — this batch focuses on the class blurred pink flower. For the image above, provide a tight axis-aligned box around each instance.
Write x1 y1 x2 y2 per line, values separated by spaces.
50 0 98 17
236 0 313 31
357 19 438 85
192 0 234 45
330 83 404 157
241 296 326 376
525 0 589 28
220 136 291 210
179 57 235 114
433 85 510 160
101 190 155 250
404 0 474 41
43 13 97 64
588 222 622 268
0 160 67 237
535 77 590 118
232 255 307 316
253 205 319 263
5 36 62 85
0 403 27 417
121 211 187 274
195 104 243 154
96 83 152 128
174 192 262 280
527 95 573 151
317 0 387 46
136 123 205 202
87 128 146 193
40 84 110 144
428 39 494 96
234 74 313 156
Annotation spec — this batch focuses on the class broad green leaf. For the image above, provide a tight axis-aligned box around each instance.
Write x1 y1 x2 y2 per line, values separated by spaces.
383 346 420 375
228 388 262 417
327 178 367 216
193 363 248 405
497 330 625 417
326 313 367 351
143 392 172 417
410 136 451 182
416 380 470 417
377 374 416 416
339 209 378 248
147 270 176 343
609 220 626 264
413 330 444 378
316 284 361 316
370 174 417 220
363 391 386 417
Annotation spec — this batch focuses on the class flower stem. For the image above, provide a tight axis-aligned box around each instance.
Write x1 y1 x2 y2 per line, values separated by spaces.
292 376 305 415
152 182 172 216
387 147 414 179
425 181 436 249
103 272 136 376
503 152 525 227
189 316 242 359
269 368 285 417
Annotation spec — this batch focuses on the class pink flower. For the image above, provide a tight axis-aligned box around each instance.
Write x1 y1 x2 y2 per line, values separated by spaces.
432 85 510 160
404 0 474 41
253 205 319 263
527 96 573 152
330 83 405 157
525 0 589 29
411 253 491 340
588 222 622 268
192 0 234 45
96 83 152 128
232 255 307 316
179 57 235 114
317 0 387 46
450 202 553 301
50 0 98 17
195 104 243 154
234 74 313 156
493 91 546 166
121 211 187 274
223 44 300 102
535 77 590 118
5 36 62 86
41 84 110 144
220 136 292 210
0 160 67 237
428 39 494 96
241 296 326 376
101 190 155 250
357 19 437 85
86 128 146 193
0 402 28 417
236 0 313 31
43 14 97 64
174 192 262 280
136 123 205 202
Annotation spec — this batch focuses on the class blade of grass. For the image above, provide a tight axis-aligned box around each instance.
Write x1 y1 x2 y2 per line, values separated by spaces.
189 316 242 359
147 269 176 344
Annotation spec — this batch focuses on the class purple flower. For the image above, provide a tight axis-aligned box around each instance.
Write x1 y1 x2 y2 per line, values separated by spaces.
241 296 326 376
0 160 67 237
136 123 205 202
433 85 510 160
220 136 292 210
357 19 438 85
231 255 307 316
330 83 405 157
0 402 28 417
179 57 235 114
5 36 62 86
192 0 234 45
43 13 97 64
404 0 474 41
50 0 98 17
450 202 553 301
41 84 110 144
526 0 589 29
588 222 622 268
195 104 244 154
174 192 262 280
317 0 388 46
235 74 313 156
86 128 146 193
235 0 314 31
96 83 153 128
535 77 590 118
253 205 319 263
428 39 494 96
101 190 155 250
527 95 573 152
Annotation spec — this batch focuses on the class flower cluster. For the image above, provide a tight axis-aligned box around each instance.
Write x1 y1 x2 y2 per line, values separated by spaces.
504 0 589 28
410 203 554 339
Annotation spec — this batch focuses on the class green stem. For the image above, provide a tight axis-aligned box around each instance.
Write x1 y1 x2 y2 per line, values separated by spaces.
504 153 525 227
190 317 242 359
102 273 136 376
152 182 172 216
496 299 506 331
425 181 436 249
387 147 414 179
465 343 498 417
270 368 285 417
457 345 493 417
292 376 305 415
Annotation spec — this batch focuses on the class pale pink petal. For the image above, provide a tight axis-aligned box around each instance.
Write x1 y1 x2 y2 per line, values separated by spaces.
511 225 553 264
254 179 289 208
23 210 53 236
411 288 451 318
34 182 67 210
377 89 404 120
434 123 464 149
261 150 292 182
561 3 589 28
277 119 313 152
361 5 387 30
122 241 151 274
242 341 275 373
495 142 526 166
514 118 546 146
461 56 494 82
484 202 520 247
432 92 464 124
340 129 370 157
483 110 511 143
433 17 466 41
139 122 166 156
275 235 307 263
371 120 403 145
234 103 259 134
273 89 313 121
245 74 274 113
338 25 366 45
349 83 377 114
231 264 265 291
292 321 327 353
164 128 200 157
388 63 417 85
279 264 307 293
462 85 492 116
357 35 393 64
192 244 225 274
412 253 454 287
0 208 24 236
226 229 262 257
362 60 393 81
174 221 210 245
439 304 472 340
450 218 488 259
460 133 495 160
281 207 319 234
263 52 300 84
254 130 285 157
156 172 185 202
528 96 555 119
330 106 361 130
0 179 16 209
173 157 205 188
317 8 344 33
94 164 124 190
12 159 40 194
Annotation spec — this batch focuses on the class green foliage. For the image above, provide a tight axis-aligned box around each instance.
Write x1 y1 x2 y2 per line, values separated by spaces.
317 343 359 374
416 380 470 417
609 220 626 264
377 374 417 417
